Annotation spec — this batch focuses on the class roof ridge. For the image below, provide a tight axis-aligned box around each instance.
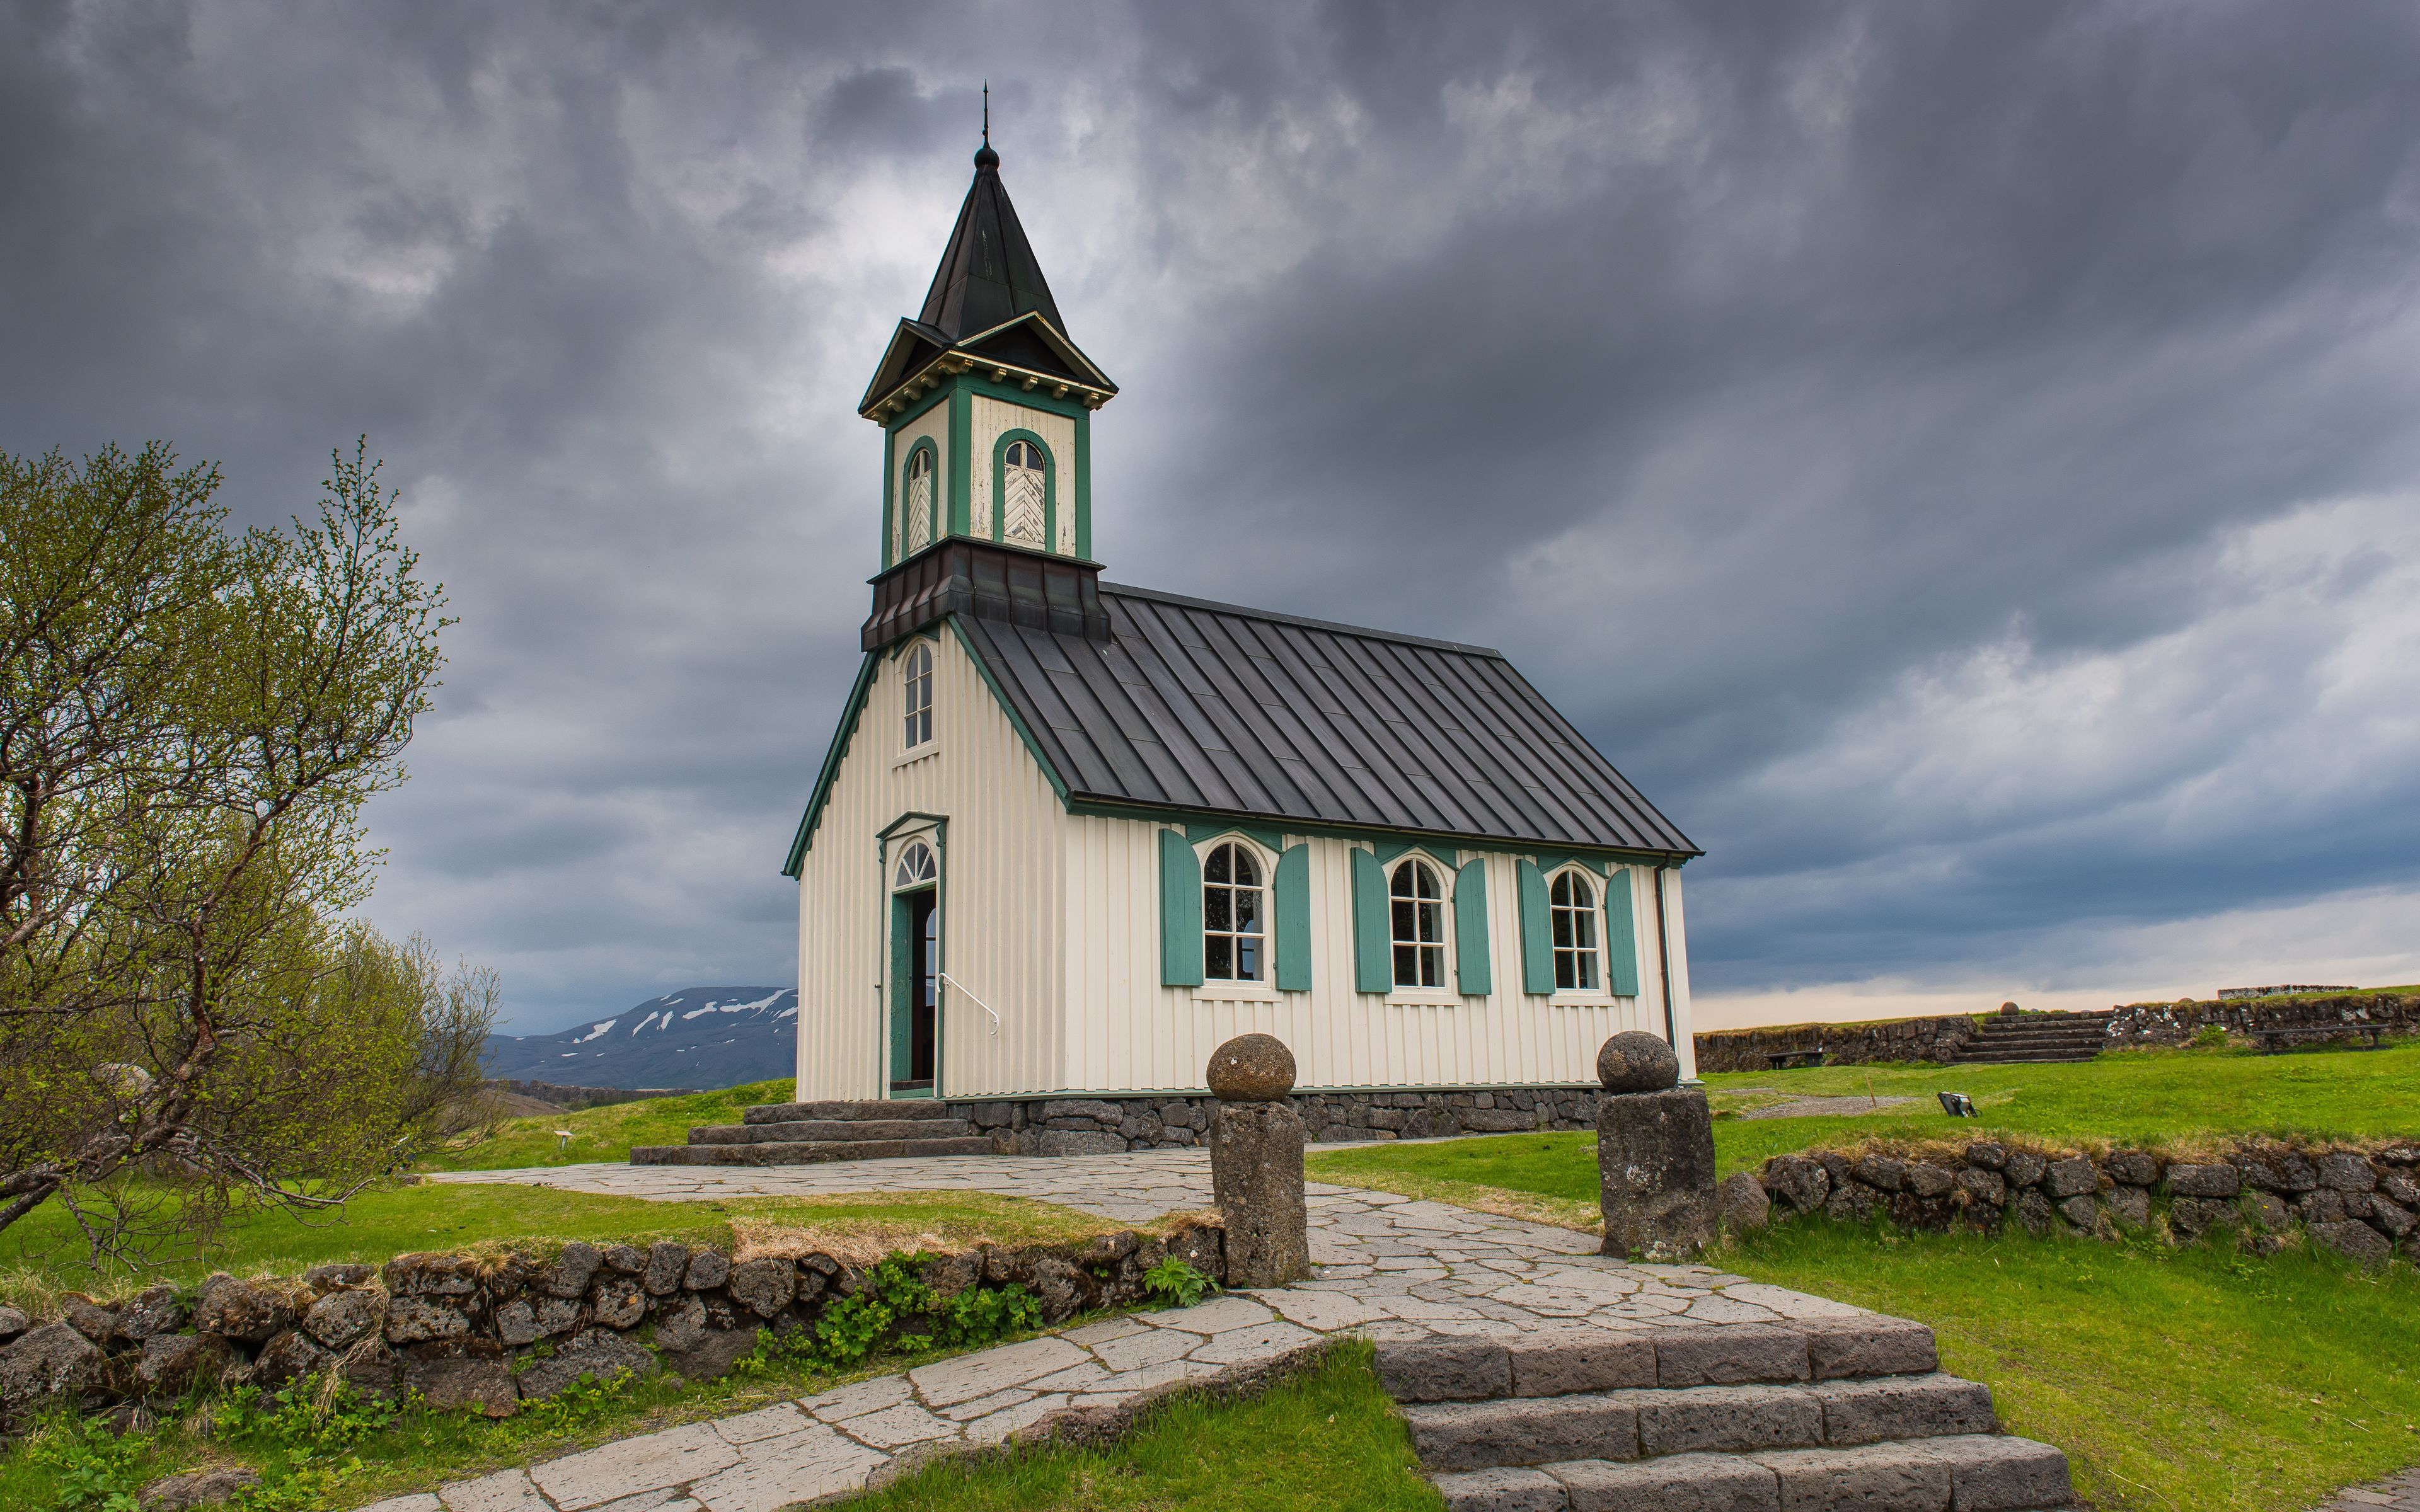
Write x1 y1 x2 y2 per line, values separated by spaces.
1098 582 1508 660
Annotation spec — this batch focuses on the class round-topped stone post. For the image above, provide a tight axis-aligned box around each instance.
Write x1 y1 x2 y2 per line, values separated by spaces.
1206 1033 1310 1287
1595 1031 1718 1261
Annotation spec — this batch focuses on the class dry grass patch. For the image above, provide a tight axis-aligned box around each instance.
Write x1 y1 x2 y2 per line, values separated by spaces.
725 1193 1217 1264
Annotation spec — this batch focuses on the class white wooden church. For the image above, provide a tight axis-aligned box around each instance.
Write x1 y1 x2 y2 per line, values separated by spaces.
785 134 1702 1111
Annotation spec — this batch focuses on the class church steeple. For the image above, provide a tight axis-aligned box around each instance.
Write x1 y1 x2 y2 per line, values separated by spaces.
861 122 1115 577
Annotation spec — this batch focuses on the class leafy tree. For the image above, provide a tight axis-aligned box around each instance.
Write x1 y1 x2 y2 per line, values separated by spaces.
0 440 485 1263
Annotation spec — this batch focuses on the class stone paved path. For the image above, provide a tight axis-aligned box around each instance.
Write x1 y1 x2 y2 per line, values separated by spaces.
2324 1468 2420 1511
367 1152 1872 1511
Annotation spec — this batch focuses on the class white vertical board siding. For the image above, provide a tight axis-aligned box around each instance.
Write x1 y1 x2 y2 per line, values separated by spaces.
793 629 1067 1100
1061 827 1668 1092
1661 868 1698 1080
969 396 1077 551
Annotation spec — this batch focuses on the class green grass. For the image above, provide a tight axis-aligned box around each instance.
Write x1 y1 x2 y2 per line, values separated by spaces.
833 1341 1440 1512
1725 1221 2420 1512
425 1079 796 1171
0 1184 1127 1309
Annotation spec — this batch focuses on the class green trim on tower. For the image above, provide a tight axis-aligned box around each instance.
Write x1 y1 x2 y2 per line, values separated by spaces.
783 651 881 877
1159 828 1204 987
880 425 897 570
947 385 973 537
1452 857 1492 996
1603 867 1642 998
957 371 1095 419
1274 844 1312 992
989 427 1060 552
1351 848 1392 994
1074 408 1092 559
1516 859 1553 995
1534 850 1609 879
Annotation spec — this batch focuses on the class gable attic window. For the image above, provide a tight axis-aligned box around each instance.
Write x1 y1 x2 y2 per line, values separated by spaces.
1202 842 1265 982
902 642 934 750
1550 870 1600 990
1390 859 1446 988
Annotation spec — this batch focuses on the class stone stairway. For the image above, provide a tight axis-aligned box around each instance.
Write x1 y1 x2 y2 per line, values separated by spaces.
1377 1317 2075 1512
627 1099 994 1166
1953 1011 2112 1065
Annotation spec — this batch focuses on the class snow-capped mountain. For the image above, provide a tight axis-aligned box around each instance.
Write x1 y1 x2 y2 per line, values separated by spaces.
482 987 797 1091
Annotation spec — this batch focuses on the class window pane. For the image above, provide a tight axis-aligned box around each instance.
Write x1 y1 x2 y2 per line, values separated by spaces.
1555 953 1576 990
1418 900 1443 944
1394 944 1416 985
1575 910 1596 949
1577 954 1598 989
1390 862 1415 898
1568 876 1593 910
1232 850 1259 886
1417 863 1441 900
1551 873 1572 906
1206 889 1231 931
1392 898 1415 939
1206 845 1231 883
1235 889 1260 931
1552 910 1573 948
1206 936 1233 979
1419 947 1442 987
1237 938 1259 980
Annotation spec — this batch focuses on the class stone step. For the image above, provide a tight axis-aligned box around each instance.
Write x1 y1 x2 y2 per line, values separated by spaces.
1431 1434 2075 1512
740 1099 959 1125
628 1136 996 1166
1957 1048 2100 1063
1376 1319 1940 1404
1401 1373 1997 1470
688 1118 976 1145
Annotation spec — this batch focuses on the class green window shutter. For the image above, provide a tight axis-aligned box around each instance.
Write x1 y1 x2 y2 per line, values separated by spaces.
1351 849 1392 994
1604 867 1642 997
1274 844 1313 992
1517 859 1553 995
1453 858 1491 996
1159 828 1203 987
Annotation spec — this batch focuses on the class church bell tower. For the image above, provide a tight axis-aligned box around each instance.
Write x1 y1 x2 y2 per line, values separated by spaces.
856 127 1118 652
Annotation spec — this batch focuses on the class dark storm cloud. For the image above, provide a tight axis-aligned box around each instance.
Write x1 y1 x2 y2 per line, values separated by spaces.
4 0 2417 1028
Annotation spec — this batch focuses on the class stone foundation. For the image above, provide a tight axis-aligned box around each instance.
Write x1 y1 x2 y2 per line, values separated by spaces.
950 1085 1611 1155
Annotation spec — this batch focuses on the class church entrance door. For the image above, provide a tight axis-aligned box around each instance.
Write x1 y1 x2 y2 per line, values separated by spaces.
890 886 938 1094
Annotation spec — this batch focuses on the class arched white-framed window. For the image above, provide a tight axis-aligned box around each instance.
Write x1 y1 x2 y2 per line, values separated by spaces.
1001 438 1047 546
901 642 933 750
1202 841 1266 983
1549 869 1600 991
1389 857 1447 989
892 837 937 890
902 445 936 554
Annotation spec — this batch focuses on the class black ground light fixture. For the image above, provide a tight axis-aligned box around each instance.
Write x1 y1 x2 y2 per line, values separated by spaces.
1937 1091 1978 1118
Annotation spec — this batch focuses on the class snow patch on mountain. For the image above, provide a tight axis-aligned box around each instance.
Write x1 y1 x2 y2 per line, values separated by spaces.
484 987 797 1090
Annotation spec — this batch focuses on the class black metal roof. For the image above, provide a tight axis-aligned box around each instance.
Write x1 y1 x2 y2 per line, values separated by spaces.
955 584 1700 857
918 143 1065 342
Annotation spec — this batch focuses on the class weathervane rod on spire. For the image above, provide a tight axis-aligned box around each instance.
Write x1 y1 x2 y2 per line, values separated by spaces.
982 81 990 147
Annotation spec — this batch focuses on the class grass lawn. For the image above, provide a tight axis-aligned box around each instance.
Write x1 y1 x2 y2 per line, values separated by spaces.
425 1079 795 1171
834 1341 1440 1512
0 1184 1127 1310
1310 1080 2420 1512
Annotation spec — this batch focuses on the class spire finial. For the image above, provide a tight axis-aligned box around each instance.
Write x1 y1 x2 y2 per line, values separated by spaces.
975 81 999 170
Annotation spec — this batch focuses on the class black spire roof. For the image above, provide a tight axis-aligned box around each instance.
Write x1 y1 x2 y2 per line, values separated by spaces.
856 135 1116 420
916 139 1066 341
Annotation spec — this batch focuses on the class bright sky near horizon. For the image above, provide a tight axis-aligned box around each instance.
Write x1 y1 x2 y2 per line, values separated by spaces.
6 3 2419 1033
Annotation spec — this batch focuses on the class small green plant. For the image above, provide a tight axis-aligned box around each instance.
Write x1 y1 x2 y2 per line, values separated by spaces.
25 1412 149 1512
1144 1256 1216 1309
210 1374 401 1453
2191 1024 2231 1049
231 1450 366 1512
743 1252 1044 1374
511 1368 635 1433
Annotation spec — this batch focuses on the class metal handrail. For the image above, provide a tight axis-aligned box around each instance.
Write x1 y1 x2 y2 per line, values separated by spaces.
937 971 1001 1034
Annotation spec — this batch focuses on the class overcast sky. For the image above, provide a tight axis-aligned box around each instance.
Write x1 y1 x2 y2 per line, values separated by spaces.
8 1 2419 1034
